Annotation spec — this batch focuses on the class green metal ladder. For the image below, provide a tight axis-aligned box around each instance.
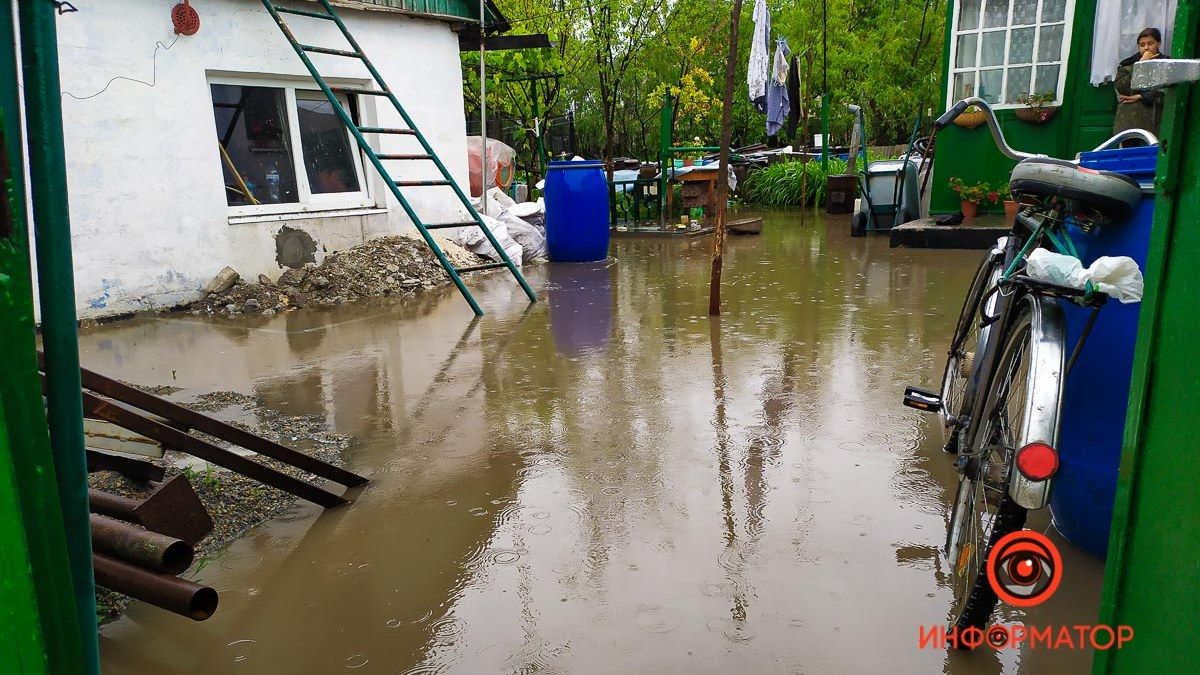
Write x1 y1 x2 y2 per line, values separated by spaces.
260 0 537 316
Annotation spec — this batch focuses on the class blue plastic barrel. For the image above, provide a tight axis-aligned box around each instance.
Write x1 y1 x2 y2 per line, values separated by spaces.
544 160 611 262
1052 147 1156 558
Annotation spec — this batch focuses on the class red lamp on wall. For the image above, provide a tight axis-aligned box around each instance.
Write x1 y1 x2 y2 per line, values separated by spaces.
172 1 200 36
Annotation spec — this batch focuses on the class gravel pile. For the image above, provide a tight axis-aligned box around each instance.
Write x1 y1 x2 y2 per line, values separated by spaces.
191 234 489 316
90 390 353 624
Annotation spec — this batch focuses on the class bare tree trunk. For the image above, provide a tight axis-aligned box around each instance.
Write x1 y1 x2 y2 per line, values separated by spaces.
708 0 744 316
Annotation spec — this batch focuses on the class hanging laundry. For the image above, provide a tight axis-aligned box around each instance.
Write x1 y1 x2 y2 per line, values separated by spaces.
766 37 790 136
785 54 801 139
747 0 771 113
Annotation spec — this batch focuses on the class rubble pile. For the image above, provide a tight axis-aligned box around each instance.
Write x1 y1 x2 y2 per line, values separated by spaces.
192 235 488 316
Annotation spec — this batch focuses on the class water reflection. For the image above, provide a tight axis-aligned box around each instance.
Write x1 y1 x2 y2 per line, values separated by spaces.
83 210 1103 674
546 259 616 356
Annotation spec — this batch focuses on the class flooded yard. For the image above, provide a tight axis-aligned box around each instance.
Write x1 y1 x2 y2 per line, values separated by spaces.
87 210 1104 674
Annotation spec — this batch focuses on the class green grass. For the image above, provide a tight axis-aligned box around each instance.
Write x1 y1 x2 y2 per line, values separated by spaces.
740 151 900 208
741 158 848 207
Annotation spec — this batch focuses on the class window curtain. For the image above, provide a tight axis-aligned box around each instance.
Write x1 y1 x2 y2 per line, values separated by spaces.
1091 0 1178 85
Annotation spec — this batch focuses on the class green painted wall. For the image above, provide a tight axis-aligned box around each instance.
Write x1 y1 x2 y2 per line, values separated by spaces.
931 0 1118 214
0 2 89 671
1094 3 1200 673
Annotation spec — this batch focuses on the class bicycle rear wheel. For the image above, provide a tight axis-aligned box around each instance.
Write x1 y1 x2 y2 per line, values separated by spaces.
939 240 1007 450
945 295 1064 636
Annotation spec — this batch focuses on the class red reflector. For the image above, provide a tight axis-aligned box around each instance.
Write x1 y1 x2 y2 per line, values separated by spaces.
1016 442 1059 481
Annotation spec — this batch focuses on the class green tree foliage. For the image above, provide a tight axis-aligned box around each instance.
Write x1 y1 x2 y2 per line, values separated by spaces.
464 0 945 170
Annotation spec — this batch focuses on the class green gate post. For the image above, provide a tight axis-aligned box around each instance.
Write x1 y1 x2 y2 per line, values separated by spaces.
0 1 91 672
16 1 101 672
1095 2 1200 673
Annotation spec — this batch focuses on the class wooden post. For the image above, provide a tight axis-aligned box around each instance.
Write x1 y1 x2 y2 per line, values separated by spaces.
707 0 745 316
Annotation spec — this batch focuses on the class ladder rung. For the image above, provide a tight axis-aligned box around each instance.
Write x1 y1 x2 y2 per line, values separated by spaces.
377 154 433 161
332 87 390 97
301 45 362 58
456 262 509 273
423 222 478 230
358 126 416 135
274 5 335 20
394 180 452 187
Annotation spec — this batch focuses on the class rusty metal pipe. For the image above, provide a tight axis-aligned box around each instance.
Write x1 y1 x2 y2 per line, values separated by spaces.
89 488 139 522
90 514 193 575
92 553 217 621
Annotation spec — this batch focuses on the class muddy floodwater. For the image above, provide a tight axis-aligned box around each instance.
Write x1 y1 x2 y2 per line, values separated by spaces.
86 211 1105 674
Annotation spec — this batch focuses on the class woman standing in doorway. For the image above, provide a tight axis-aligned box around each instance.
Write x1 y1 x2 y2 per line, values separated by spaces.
1113 27 1169 140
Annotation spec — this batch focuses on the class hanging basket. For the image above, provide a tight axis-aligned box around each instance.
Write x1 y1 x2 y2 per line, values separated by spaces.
954 110 988 129
1015 106 1059 124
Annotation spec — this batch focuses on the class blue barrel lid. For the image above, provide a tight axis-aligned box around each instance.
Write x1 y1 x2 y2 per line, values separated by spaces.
547 160 605 170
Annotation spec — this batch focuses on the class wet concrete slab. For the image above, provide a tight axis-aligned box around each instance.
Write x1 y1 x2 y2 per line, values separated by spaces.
890 215 1010 249
85 209 1103 674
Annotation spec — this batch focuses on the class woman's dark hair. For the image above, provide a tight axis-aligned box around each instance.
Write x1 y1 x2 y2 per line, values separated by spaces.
1138 27 1162 43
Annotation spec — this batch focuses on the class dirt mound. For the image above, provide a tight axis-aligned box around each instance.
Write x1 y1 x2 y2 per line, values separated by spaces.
192 234 489 315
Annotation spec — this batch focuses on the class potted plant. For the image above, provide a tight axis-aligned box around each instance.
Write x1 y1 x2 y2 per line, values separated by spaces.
1014 91 1059 124
682 136 705 167
953 104 987 129
998 184 1019 223
948 177 995 218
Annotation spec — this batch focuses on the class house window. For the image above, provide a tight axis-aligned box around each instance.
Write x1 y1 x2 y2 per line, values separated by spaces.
211 79 372 215
948 0 1074 108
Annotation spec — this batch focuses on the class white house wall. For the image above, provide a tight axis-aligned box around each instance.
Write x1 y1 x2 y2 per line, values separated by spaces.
56 0 470 318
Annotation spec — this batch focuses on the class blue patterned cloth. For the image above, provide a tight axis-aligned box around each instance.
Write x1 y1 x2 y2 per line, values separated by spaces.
766 38 791 136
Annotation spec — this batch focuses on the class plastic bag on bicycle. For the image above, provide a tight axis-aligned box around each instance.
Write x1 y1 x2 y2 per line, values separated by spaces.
1025 249 1144 303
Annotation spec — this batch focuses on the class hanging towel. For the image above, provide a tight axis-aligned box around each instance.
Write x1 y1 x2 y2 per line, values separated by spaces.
786 55 801 139
766 38 790 136
748 0 771 113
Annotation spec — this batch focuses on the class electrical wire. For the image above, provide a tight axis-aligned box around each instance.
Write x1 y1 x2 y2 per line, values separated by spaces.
61 34 180 101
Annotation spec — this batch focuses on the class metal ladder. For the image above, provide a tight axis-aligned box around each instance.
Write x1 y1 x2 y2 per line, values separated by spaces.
260 0 537 316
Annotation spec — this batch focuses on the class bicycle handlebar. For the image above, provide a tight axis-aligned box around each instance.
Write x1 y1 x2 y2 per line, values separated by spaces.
935 97 1037 161
935 97 1160 161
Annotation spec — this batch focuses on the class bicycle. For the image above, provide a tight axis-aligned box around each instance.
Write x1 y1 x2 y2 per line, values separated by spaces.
902 97 1156 639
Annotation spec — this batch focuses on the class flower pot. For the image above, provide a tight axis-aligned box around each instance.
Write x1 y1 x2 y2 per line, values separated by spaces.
683 158 694 167
961 200 979 218
1004 199 1019 223
954 111 987 129
1015 106 1059 124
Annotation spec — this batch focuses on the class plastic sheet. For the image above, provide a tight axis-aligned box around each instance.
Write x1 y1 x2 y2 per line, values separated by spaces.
467 137 516 197
1025 249 1144 303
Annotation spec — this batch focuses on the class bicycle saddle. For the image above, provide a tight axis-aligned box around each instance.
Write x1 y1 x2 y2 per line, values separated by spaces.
1009 157 1142 223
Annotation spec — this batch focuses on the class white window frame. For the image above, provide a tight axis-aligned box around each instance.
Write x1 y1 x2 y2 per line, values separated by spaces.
946 0 1077 110
209 74 376 218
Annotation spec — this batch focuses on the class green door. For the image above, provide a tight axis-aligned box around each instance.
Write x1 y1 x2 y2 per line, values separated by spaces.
1095 3 1200 673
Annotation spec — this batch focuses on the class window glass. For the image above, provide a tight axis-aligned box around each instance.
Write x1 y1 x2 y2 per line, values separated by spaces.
980 31 1007 67
953 71 977 100
959 0 982 30
1038 24 1065 62
1009 26 1035 63
1012 0 1038 25
1041 0 1067 23
211 84 299 206
296 92 362 195
984 0 1012 28
979 69 1004 103
1006 66 1032 101
956 33 979 68
1035 64 1061 96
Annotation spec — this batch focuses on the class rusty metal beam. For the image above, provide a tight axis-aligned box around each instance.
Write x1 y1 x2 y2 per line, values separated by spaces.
92 553 217 621
80 392 349 508
90 514 193 575
59 356 367 488
85 448 165 482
